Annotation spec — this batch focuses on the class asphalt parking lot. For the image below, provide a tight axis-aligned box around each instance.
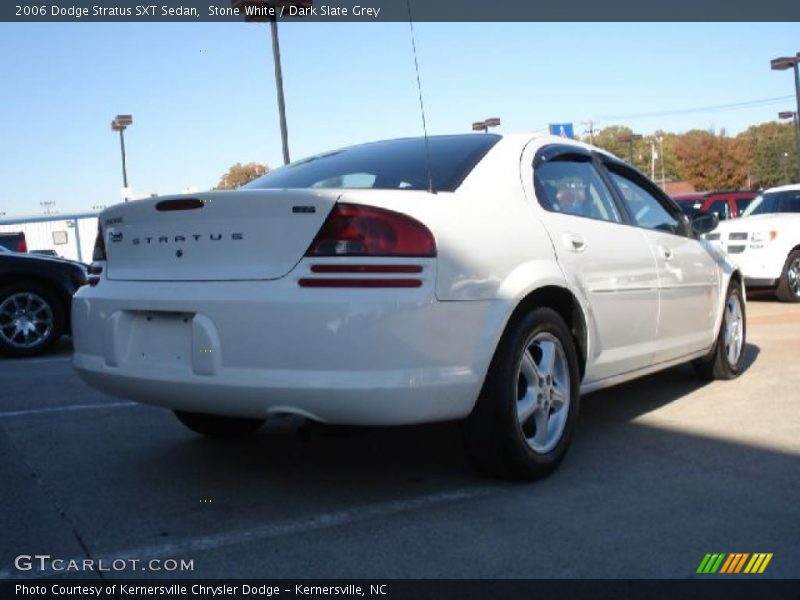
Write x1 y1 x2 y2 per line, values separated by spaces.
1 296 798 580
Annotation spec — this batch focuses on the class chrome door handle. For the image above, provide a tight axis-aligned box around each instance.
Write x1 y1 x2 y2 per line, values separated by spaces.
563 234 586 253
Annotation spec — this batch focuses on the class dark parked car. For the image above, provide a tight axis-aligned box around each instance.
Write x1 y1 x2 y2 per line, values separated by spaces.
673 191 758 221
0 248 87 357
0 231 28 253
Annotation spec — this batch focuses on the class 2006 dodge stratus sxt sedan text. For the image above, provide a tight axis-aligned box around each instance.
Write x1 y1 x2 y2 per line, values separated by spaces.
72 134 746 480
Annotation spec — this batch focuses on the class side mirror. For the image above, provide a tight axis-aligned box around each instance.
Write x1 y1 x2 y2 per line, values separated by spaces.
691 211 719 236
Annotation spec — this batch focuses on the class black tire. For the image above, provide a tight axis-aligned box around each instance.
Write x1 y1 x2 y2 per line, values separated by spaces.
0 281 65 358
692 282 747 381
462 307 581 481
174 410 265 438
775 249 800 303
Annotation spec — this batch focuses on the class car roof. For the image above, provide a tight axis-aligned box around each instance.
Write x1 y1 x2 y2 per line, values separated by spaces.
673 191 757 200
764 183 800 193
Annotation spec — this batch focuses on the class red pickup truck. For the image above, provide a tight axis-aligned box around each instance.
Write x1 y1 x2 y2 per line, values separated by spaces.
673 191 759 221
0 231 27 253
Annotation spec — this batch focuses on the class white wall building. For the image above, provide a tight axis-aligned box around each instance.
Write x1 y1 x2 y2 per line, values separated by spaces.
0 212 99 263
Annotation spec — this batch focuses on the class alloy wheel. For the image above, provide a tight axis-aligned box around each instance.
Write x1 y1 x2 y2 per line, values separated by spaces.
515 332 571 454
0 292 54 349
788 256 800 298
723 293 744 366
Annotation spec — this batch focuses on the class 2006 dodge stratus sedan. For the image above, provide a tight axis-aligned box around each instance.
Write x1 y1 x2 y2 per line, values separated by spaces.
73 134 746 480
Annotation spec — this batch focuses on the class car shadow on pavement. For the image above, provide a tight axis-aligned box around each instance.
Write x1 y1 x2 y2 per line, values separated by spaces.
141 344 762 490
579 342 760 422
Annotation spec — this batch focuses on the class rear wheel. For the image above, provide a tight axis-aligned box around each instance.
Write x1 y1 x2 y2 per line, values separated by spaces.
692 282 746 380
0 282 64 358
174 410 265 438
776 249 800 303
462 307 580 481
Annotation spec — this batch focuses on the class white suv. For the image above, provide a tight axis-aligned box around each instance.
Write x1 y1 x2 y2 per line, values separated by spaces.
710 184 800 302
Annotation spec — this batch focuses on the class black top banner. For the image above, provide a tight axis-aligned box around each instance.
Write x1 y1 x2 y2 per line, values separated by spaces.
4 0 800 22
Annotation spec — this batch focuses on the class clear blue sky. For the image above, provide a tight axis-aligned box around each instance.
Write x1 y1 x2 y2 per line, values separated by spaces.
1 22 799 215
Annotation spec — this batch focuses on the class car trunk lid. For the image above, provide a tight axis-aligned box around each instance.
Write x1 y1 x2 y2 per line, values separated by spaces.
103 189 339 281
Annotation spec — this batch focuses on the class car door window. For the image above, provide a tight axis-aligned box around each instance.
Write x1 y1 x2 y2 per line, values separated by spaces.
735 197 753 215
534 158 622 223
607 169 682 235
707 199 730 220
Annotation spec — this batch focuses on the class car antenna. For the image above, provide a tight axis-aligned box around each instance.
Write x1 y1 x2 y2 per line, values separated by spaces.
406 0 435 194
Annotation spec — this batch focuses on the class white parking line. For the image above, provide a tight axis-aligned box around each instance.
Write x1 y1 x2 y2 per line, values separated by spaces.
0 402 138 418
0 486 495 579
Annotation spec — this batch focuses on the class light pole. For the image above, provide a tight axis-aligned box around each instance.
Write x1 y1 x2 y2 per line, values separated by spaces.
111 114 132 201
649 138 657 180
618 133 642 164
269 15 290 165
771 54 800 181
471 118 501 133
778 110 799 183
232 1 311 166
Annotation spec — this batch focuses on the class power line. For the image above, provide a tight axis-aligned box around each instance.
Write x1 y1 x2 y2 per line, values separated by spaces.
598 95 794 122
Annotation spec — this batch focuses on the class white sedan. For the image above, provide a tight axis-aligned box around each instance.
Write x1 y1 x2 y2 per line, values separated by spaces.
72 134 745 480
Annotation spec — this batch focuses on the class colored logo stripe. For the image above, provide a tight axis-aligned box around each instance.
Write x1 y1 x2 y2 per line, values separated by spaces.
697 553 726 573
720 553 750 573
698 553 773 574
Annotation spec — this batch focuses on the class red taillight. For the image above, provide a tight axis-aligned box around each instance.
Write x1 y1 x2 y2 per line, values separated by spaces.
92 224 106 261
305 204 436 257
16 237 27 253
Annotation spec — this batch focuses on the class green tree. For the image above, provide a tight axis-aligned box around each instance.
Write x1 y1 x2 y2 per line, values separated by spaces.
583 125 651 172
737 122 796 188
216 162 269 190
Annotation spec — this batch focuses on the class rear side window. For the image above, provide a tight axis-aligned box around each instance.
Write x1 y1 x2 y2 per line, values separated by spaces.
534 158 622 223
244 134 501 193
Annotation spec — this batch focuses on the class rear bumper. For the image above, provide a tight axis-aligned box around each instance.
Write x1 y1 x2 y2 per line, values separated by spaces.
71 274 507 425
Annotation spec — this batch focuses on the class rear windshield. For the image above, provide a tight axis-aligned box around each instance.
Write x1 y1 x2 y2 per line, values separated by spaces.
742 190 800 216
243 134 501 193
